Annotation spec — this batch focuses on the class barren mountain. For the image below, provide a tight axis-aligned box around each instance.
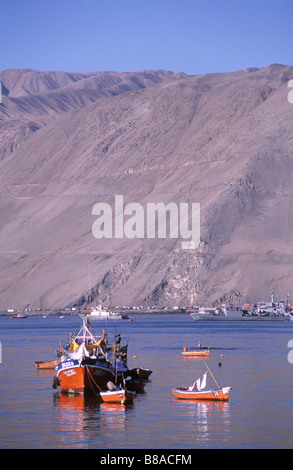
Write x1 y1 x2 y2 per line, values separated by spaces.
0 64 293 309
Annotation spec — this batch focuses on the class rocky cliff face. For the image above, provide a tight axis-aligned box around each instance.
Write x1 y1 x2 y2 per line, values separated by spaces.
1 64 293 308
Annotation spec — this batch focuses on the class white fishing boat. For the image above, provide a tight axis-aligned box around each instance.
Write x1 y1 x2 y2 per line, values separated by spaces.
90 305 123 320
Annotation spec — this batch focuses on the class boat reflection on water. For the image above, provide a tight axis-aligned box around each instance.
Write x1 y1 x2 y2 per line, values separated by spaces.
173 398 230 411
53 392 99 447
53 391 135 446
99 402 132 435
172 399 232 445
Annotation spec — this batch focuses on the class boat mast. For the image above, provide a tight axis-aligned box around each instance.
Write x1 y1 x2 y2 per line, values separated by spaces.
201 358 220 389
88 260 92 328
271 288 274 304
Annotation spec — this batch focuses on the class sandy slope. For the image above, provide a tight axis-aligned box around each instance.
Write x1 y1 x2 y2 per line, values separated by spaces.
0 64 293 308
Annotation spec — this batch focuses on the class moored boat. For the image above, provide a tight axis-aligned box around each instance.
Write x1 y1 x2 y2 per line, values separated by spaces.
181 347 210 357
35 359 61 370
53 315 123 394
52 314 150 395
172 385 231 401
130 367 152 380
90 305 125 320
190 306 244 321
191 292 292 321
100 388 136 404
123 376 148 392
172 364 232 402
10 312 28 319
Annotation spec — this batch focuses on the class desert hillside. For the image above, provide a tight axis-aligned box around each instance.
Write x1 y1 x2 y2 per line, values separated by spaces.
1 64 293 309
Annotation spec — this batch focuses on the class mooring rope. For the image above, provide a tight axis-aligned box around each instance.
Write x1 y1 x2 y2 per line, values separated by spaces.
85 363 103 396
201 358 220 389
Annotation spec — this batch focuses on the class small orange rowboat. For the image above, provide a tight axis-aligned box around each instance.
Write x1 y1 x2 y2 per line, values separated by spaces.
100 388 136 404
172 386 231 401
35 359 61 370
182 347 210 357
172 372 232 401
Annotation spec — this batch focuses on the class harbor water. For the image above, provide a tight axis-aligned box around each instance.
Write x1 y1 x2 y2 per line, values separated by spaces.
1 313 293 449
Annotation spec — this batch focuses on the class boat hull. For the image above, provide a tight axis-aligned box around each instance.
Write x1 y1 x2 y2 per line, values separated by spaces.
190 312 289 321
90 314 123 320
172 387 231 401
181 350 210 357
55 358 116 394
124 378 148 392
126 367 152 380
100 389 135 404
35 359 60 370
11 314 28 319
55 357 144 395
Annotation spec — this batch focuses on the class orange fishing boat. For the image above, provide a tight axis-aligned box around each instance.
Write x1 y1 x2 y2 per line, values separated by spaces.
52 314 150 395
53 315 122 394
100 388 136 404
181 347 210 357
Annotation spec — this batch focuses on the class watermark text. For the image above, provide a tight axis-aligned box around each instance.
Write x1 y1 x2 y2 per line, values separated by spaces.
288 79 293 103
92 195 200 249
288 339 293 363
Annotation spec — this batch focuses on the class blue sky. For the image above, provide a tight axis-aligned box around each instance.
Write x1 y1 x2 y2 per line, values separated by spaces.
1 0 292 75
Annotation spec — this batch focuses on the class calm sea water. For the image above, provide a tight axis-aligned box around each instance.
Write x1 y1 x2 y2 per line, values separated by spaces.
1 313 293 449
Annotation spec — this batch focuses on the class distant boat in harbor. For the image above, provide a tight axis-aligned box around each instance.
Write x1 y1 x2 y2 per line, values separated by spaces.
10 312 28 319
190 293 292 321
90 305 128 320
